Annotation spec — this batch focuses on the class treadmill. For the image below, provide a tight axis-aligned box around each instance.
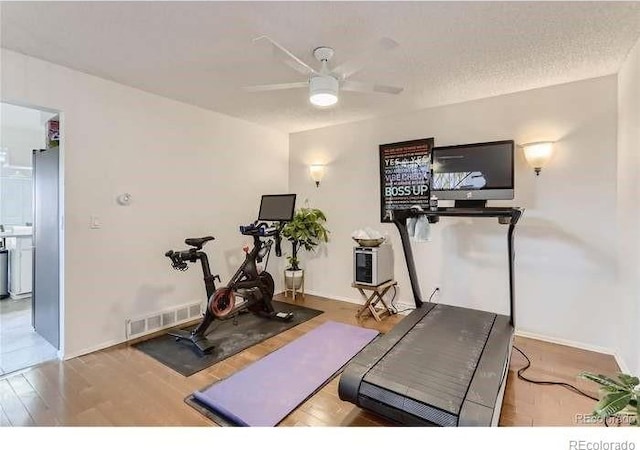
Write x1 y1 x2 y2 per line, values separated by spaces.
339 206 523 426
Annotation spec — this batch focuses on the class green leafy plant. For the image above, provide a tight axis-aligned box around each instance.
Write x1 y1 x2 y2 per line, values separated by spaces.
579 371 639 426
281 207 329 271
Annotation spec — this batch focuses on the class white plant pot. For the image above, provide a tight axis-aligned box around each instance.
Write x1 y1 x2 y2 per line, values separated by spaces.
284 269 304 290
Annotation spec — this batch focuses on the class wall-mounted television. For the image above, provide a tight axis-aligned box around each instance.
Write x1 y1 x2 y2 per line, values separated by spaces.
431 140 514 205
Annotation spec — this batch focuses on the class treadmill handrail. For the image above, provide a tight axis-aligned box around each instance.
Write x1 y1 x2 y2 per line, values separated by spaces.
390 207 523 327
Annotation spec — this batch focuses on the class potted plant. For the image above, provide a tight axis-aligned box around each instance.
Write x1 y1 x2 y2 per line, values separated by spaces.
579 371 638 426
281 206 330 291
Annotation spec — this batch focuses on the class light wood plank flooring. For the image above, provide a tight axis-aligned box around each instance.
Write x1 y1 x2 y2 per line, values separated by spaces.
0 294 619 426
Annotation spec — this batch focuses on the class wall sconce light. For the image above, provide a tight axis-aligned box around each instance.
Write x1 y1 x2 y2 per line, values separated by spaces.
309 164 325 187
522 141 554 176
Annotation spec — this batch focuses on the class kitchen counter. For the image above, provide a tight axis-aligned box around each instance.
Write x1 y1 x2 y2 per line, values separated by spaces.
1 231 33 298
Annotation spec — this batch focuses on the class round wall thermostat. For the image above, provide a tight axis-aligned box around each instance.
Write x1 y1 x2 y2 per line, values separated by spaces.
117 193 132 206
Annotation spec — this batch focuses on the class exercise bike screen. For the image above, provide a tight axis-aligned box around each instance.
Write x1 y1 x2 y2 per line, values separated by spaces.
258 194 297 222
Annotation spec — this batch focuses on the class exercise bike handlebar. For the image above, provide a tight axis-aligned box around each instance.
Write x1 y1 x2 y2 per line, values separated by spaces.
239 222 278 236
165 248 207 271
165 249 188 271
239 222 284 257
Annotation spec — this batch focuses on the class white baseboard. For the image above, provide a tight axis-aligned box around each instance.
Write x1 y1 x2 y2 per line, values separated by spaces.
515 329 613 354
302 289 419 316
62 338 123 360
59 294 632 375
303 289 364 305
515 329 630 372
299 292 632 372
614 354 631 374
63 298 207 360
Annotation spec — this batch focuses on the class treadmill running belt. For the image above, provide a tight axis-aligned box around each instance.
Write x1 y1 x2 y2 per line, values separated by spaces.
348 304 497 426
363 305 495 415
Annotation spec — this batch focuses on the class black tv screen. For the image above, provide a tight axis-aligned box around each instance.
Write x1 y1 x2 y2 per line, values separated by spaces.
258 194 296 221
431 140 514 200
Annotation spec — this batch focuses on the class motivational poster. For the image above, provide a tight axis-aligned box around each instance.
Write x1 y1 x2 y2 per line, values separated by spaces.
379 138 434 222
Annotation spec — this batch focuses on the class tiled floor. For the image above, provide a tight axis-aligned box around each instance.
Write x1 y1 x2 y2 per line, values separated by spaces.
0 297 58 376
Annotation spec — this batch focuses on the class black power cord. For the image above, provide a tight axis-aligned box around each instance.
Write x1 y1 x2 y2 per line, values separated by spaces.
512 346 621 427
392 287 438 314
388 284 399 312
512 345 598 401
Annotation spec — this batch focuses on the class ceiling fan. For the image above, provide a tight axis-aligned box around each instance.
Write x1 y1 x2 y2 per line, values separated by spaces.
244 36 404 107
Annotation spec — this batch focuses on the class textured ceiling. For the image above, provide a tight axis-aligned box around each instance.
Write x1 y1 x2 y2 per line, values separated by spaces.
2 1 640 133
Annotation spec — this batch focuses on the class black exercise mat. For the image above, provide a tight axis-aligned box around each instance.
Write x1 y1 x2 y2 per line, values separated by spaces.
133 301 323 376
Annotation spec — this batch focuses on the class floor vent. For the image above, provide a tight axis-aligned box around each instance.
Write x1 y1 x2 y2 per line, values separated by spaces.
125 301 203 340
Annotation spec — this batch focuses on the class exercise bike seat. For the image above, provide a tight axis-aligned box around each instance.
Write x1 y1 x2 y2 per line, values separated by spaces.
185 236 215 249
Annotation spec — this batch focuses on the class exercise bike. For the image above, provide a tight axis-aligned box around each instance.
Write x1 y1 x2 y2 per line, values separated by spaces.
209 221 293 323
165 236 221 354
165 219 293 354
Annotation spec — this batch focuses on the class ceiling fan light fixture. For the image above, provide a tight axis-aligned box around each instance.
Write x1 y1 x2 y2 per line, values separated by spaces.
309 75 339 107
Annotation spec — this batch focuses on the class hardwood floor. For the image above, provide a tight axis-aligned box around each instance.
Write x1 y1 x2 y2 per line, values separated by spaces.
0 293 619 427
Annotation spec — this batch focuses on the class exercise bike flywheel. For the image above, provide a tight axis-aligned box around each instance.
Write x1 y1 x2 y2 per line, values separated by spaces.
210 287 235 317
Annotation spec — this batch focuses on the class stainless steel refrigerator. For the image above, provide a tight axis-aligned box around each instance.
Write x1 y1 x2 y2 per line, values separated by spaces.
32 146 60 349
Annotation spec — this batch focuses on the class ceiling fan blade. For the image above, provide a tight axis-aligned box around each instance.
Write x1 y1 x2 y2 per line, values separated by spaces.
253 35 318 76
333 37 399 79
342 80 404 95
243 81 308 92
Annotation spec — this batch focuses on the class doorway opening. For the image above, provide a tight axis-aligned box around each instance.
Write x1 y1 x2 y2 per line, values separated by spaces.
0 102 61 376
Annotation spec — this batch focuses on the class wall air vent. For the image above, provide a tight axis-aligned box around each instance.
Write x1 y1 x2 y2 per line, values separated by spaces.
125 301 203 340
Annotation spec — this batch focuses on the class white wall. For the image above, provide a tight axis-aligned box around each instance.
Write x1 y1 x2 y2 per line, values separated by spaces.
617 37 640 375
1 49 289 358
290 76 618 353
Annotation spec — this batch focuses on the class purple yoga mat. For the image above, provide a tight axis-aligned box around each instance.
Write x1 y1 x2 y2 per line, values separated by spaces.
193 320 378 426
